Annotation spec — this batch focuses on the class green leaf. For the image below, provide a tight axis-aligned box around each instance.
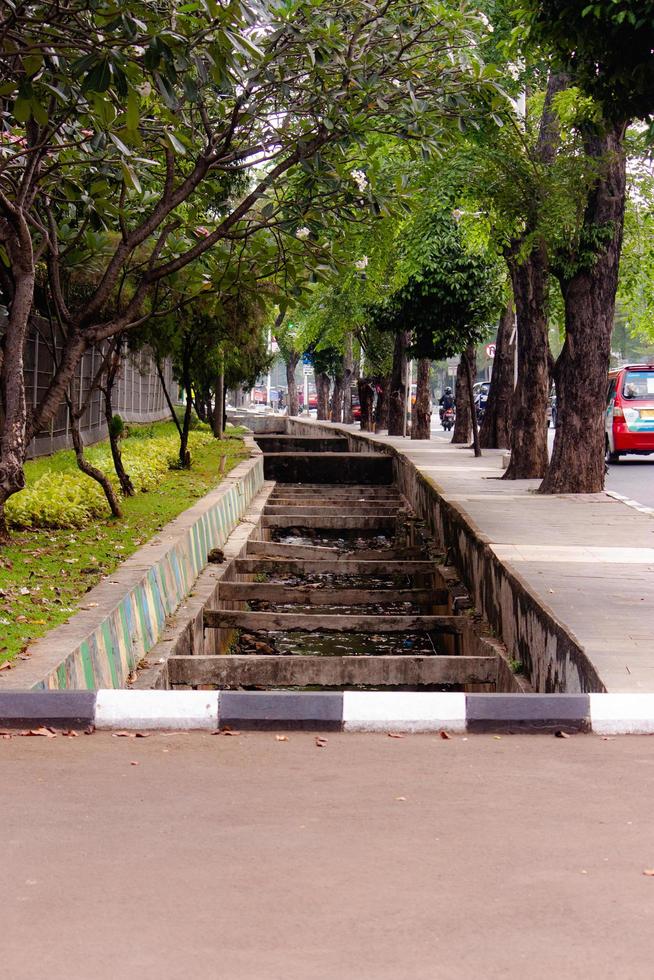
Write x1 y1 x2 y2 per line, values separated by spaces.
13 96 32 122
125 90 139 131
153 71 177 110
163 130 186 155
121 161 141 193
22 54 43 78
109 132 132 156
83 59 112 94
31 98 48 126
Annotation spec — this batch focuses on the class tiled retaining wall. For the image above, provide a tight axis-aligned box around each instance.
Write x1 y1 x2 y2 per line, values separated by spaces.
1 449 264 691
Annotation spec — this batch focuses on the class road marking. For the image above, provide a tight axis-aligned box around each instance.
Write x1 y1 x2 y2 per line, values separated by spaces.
606 490 654 517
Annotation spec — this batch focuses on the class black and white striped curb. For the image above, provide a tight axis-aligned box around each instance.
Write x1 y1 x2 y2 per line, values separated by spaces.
2 691 654 734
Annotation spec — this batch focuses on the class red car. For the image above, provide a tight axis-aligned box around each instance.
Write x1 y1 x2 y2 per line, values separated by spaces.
606 364 654 462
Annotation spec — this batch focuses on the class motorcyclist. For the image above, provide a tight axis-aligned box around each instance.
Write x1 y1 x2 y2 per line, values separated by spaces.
438 387 454 421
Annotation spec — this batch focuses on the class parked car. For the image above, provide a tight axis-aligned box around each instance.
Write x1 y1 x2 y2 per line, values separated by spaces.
299 390 318 410
349 386 361 421
605 363 654 463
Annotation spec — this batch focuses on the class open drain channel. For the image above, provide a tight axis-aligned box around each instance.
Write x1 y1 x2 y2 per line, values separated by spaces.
166 464 504 691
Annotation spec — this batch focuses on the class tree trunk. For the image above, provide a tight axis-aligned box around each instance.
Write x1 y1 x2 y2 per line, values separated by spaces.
213 367 224 438
541 121 627 494
155 358 183 439
285 351 300 416
358 378 375 432
503 72 568 480
342 334 354 424
479 302 515 450
103 352 135 496
67 396 123 518
503 243 551 479
452 352 473 444
0 222 34 542
316 372 331 421
194 392 207 423
464 347 481 457
178 344 193 468
374 374 390 432
330 374 345 423
411 357 432 440
388 329 410 436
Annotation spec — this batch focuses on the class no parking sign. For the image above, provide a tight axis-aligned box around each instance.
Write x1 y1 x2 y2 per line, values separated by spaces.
486 344 496 358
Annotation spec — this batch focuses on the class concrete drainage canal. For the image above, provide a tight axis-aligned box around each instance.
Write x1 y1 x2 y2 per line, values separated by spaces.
150 434 521 694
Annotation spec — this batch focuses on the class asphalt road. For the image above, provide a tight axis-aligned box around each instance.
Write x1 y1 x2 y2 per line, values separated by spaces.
3 731 654 980
605 456 654 508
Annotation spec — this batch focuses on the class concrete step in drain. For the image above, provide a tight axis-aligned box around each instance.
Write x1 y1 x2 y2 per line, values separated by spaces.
167 473 502 692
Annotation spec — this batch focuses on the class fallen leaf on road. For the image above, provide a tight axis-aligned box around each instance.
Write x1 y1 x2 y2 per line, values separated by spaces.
643 869 654 877
555 731 571 739
62 730 79 737
220 729 241 736
0 662 13 671
130 761 139 766
315 736 328 747
440 731 451 740
493 735 502 740
388 732 405 739
275 735 288 742
395 796 407 801
112 731 150 738
28 727 56 738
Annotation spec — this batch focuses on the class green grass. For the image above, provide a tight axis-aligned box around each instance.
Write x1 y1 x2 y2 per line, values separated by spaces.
0 421 250 669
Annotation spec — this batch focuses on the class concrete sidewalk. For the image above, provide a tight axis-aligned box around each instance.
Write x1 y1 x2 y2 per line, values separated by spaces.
307 422 654 692
3 732 654 980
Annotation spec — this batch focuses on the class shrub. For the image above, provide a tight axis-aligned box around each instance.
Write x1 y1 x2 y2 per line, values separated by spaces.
8 430 218 529
108 414 125 439
6 472 108 529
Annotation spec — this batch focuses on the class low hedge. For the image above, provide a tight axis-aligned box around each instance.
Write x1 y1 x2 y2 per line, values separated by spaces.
7 430 217 529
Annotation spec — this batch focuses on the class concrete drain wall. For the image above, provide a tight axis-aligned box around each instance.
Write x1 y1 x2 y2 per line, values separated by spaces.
143 434 524 694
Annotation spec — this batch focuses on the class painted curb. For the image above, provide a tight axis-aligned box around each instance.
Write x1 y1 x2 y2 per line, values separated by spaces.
3 691 654 734
95 690 219 730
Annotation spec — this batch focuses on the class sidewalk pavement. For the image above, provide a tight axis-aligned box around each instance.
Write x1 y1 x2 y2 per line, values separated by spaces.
3 731 654 980
324 423 654 693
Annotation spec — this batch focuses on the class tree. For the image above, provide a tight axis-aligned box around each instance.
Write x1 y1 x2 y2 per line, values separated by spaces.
519 0 654 492
0 0 500 538
479 301 515 450
452 345 476 448
370 210 502 442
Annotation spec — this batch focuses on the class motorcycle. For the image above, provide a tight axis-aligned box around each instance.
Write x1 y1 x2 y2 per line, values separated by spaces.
441 406 455 432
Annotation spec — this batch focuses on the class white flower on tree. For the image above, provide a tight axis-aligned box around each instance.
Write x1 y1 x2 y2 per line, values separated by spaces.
351 169 368 192
355 256 369 271
295 226 310 240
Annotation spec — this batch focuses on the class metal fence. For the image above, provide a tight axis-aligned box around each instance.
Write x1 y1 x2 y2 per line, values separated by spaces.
25 323 178 459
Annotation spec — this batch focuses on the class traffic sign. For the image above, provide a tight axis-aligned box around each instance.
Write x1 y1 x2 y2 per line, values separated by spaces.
302 353 312 365
486 344 496 358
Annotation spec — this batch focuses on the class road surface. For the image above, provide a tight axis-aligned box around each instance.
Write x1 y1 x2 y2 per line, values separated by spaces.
3 731 654 980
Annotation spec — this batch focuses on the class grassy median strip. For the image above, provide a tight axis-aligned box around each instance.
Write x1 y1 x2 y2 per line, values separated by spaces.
0 422 249 668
